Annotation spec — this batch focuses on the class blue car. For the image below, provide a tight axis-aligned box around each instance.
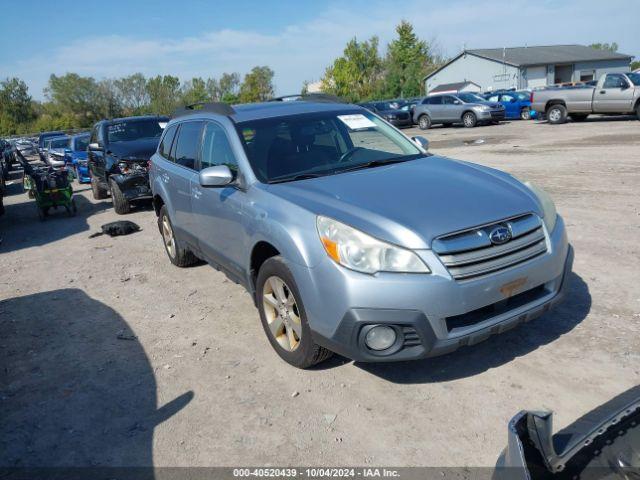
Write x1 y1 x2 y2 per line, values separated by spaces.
64 133 91 183
483 90 537 120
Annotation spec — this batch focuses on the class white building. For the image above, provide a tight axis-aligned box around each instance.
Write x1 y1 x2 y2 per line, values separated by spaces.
425 44 634 93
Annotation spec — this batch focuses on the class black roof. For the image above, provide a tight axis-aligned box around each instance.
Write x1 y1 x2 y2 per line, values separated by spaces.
468 44 632 66
429 81 480 93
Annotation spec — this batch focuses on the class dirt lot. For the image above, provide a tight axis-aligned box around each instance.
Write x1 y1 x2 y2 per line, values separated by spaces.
1 116 639 468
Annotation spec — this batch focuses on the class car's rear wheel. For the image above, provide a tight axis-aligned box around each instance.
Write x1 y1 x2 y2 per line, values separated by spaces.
520 108 531 120
635 103 640 121
257 256 333 369
110 179 130 215
462 111 477 128
547 104 568 124
418 115 431 130
158 205 198 267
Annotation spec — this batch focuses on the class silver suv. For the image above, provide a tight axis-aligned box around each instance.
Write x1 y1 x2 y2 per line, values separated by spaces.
150 99 572 368
413 93 506 129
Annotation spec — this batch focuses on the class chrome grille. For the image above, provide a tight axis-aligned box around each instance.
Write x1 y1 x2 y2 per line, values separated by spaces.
433 214 548 281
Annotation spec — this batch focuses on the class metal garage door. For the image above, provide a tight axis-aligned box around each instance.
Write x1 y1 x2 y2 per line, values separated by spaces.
526 66 547 88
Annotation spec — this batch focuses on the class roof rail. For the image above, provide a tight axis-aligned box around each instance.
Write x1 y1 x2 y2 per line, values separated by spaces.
269 93 344 104
172 102 236 118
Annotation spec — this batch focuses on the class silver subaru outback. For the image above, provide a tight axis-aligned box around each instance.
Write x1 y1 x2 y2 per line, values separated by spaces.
150 98 572 368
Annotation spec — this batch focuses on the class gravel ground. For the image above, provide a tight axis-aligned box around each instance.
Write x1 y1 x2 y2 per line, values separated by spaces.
1 116 639 468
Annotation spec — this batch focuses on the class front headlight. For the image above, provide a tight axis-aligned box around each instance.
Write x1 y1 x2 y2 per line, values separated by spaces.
479 105 491 111
524 181 557 232
316 216 430 274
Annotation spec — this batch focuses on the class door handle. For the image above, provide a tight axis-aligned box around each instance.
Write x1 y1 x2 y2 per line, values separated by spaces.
161 172 170 183
599 90 606 94
192 186 202 199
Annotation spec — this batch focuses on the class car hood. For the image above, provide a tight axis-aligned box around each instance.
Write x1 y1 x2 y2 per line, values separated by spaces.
107 137 159 160
266 156 541 249
71 151 88 160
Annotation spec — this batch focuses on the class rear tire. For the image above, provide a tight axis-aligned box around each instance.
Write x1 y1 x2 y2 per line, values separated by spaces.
110 179 130 215
256 256 333 369
91 176 108 200
418 115 431 130
462 111 477 128
520 108 531 120
547 104 568 124
635 103 640 121
158 205 198 267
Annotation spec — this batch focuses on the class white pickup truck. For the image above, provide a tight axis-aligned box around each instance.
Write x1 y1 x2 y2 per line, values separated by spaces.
531 72 640 124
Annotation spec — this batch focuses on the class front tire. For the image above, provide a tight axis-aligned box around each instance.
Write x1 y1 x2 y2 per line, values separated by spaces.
158 205 198 267
418 115 431 130
547 104 568 124
462 111 477 128
91 176 108 200
110 179 130 215
635 103 640 121
256 256 333 369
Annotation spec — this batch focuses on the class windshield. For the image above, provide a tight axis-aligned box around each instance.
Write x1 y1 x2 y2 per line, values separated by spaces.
74 136 90 151
107 120 164 143
457 93 486 103
627 72 640 86
237 110 423 183
49 138 69 148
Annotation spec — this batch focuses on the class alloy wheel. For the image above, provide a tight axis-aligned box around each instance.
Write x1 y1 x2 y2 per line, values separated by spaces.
548 108 561 123
161 215 176 258
262 276 302 352
463 113 475 127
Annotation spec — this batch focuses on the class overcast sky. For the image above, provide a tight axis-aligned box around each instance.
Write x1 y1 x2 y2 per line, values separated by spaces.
1 0 638 99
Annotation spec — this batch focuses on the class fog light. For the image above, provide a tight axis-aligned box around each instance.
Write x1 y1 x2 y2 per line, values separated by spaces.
364 325 397 351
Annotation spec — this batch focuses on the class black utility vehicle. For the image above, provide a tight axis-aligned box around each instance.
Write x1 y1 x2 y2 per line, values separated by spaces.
88 116 168 214
358 101 412 128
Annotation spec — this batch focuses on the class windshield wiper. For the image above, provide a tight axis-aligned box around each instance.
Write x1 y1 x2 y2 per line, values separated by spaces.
335 156 415 174
268 172 326 184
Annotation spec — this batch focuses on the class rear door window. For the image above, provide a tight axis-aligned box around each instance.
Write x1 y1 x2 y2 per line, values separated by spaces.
172 121 203 169
159 124 177 159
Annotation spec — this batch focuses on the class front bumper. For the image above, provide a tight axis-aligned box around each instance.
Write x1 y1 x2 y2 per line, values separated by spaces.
293 217 572 362
110 173 152 200
387 117 413 127
478 109 506 122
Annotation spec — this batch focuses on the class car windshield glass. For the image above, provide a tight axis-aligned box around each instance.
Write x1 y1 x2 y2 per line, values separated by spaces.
457 93 486 103
627 73 640 86
515 92 529 100
374 102 395 110
107 120 164 143
236 110 424 183
50 138 69 148
74 136 89 151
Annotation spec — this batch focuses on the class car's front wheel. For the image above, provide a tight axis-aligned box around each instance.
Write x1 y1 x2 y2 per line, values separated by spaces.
91 176 108 200
462 111 477 128
110 179 131 215
256 256 333 368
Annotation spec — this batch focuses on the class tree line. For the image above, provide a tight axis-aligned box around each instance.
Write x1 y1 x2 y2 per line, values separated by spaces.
0 66 275 135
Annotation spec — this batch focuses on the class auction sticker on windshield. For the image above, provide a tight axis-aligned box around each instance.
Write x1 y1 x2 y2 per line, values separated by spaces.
338 114 377 130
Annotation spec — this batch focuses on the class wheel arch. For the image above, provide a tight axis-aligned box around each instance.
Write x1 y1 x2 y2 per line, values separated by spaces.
545 99 566 112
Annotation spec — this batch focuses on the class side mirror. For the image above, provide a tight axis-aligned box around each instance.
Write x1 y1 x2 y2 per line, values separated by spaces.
621 82 630 90
199 165 233 187
411 136 429 151
88 142 102 151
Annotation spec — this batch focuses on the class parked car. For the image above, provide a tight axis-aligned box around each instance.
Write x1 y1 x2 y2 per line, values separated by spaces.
358 101 412 127
44 135 71 167
413 93 506 129
0 166 5 216
15 141 39 163
64 133 91 183
37 131 65 160
1 139 12 180
150 100 572 369
483 90 537 120
531 72 640 124
88 115 168 214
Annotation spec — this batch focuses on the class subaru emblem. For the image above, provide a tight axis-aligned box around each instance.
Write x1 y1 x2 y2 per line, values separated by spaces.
489 226 512 245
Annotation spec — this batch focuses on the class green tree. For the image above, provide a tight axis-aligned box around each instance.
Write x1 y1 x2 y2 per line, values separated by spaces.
239 66 275 103
320 36 383 102
146 75 181 115
382 21 432 98
44 73 103 126
630 60 640 71
181 77 209 105
114 73 149 115
207 72 241 103
0 78 35 134
589 42 619 52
